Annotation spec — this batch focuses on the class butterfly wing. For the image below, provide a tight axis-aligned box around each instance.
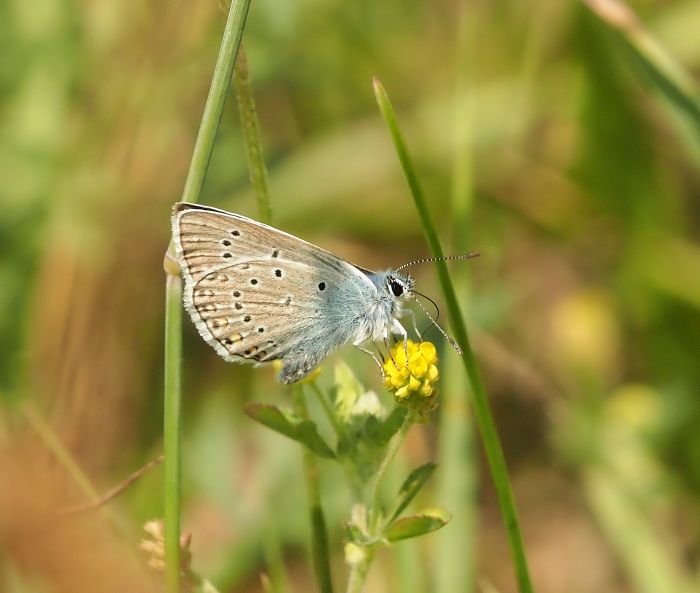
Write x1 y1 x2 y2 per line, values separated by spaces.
171 203 377 382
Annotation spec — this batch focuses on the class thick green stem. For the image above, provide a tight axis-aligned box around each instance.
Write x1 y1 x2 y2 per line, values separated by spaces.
373 78 534 593
294 386 334 593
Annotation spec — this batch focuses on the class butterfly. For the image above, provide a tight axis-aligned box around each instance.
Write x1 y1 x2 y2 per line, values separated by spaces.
171 203 476 384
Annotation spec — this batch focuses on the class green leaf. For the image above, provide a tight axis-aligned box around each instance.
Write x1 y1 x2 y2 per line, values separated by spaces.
244 403 336 459
387 462 437 525
384 507 452 542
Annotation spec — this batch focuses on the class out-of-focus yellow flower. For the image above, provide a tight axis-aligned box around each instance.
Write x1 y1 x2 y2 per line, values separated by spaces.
383 340 439 417
550 290 619 380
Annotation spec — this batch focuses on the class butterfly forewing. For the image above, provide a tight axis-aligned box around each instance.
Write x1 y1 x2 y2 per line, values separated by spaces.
175 204 356 280
172 203 377 381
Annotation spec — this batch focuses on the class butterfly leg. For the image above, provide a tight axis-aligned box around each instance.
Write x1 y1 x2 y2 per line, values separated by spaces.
403 308 422 341
383 338 398 368
355 344 385 379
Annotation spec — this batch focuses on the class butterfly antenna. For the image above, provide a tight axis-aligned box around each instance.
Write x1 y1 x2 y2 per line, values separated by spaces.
412 288 441 324
397 252 479 272
410 293 463 356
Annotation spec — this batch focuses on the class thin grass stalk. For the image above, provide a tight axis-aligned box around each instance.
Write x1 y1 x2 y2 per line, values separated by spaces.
234 44 273 225
164 273 183 592
433 4 477 590
231 37 293 592
434 348 476 593
294 385 334 593
163 2 252 591
585 468 696 593
23 404 124 530
24 403 102 502
373 78 534 593
263 515 291 593
181 0 252 205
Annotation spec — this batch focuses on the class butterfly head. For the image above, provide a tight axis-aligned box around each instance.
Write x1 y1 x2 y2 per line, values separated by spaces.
385 272 414 300
386 253 482 357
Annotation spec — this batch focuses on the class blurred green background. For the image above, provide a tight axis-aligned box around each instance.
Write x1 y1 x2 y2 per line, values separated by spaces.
2 0 700 592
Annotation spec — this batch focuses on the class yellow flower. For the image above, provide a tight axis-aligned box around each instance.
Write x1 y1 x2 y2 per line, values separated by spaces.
383 340 439 418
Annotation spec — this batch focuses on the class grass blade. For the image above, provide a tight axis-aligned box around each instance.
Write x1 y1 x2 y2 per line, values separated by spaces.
373 78 534 593
433 350 477 593
434 6 478 590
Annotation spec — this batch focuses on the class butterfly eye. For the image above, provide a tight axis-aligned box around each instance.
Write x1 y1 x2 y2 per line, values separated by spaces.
389 279 404 297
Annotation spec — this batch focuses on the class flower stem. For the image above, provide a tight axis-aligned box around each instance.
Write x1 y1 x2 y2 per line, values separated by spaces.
345 548 374 593
309 381 344 439
294 385 335 593
373 78 535 593
371 411 413 517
